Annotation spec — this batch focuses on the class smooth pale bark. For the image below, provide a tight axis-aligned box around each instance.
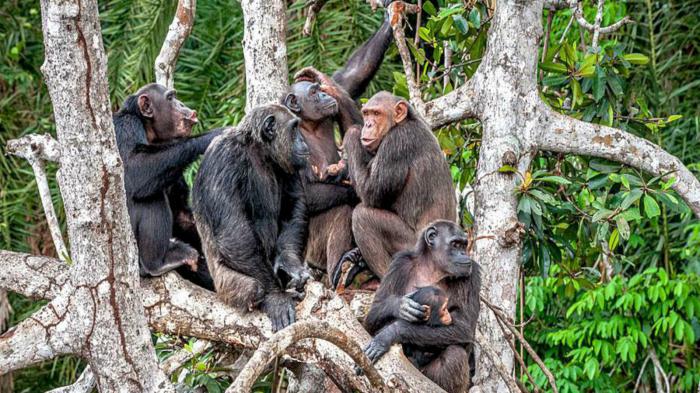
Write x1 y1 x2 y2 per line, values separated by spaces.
241 0 289 110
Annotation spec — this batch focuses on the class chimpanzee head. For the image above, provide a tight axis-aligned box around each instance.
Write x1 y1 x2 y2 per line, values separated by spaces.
360 91 413 153
125 83 198 143
239 104 309 173
410 286 453 326
418 220 474 278
283 81 339 122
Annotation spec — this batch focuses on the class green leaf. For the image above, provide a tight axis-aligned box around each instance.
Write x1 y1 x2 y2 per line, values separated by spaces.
418 27 433 43
452 15 469 34
621 189 643 210
643 195 660 218
592 67 606 102
623 53 650 65
592 208 613 222
529 189 557 205
667 114 683 123
423 1 437 16
578 64 595 78
571 78 582 109
499 164 517 173
540 62 568 74
538 176 571 185
468 7 481 28
615 216 630 240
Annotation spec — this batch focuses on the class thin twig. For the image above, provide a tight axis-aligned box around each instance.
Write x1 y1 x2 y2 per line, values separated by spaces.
387 1 426 115
649 348 670 393
481 295 559 393
494 310 540 393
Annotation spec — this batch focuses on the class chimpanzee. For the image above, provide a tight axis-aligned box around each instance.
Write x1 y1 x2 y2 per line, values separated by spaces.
410 286 452 327
331 92 457 288
114 83 222 288
282 9 395 281
191 104 312 331
363 220 481 393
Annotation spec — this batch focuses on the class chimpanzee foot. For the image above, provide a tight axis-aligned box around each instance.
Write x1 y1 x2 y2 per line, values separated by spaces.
331 247 368 290
262 291 297 332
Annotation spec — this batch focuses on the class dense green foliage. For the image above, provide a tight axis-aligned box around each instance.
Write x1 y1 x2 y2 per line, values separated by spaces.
0 0 698 391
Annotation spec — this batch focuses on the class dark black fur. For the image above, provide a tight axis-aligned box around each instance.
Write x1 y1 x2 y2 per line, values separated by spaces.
192 104 311 331
410 286 451 327
362 221 480 393
114 84 221 288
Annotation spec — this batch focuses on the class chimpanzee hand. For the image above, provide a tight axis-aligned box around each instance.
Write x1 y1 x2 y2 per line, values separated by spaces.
262 291 298 332
396 291 429 323
274 255 311 292
331 247 368 290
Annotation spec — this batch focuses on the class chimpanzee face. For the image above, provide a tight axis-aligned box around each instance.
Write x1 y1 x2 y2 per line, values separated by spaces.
360 91 409 153
254 105 309 173
284 81 338 122
423 220 474 278
137 83 198 143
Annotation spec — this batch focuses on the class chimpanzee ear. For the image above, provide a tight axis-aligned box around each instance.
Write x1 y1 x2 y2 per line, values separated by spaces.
393 100 409 124
424 226 438 248
262 115 276 141
138 94 154 118
284 93 302 114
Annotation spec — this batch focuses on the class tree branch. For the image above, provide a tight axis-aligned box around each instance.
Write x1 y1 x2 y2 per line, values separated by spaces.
46 368 96 393
474 330 520 393
0 300 78 374
387 1 425 115
227 321 386 393
302 0 327 36
6 134 69 260
142 275 444 393
155 0 196 88
539 109 700 218
0 250 69 299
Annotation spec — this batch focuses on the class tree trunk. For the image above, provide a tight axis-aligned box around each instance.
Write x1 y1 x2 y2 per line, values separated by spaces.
12 0 172 390
241 0 289 110
0 290 11 393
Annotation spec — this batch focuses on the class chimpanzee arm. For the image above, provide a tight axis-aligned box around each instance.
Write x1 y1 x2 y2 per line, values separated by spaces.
364 255 428 334
303 182 358 214
381 310 474 347
344 126 411 207
332 16 393 100
274 175 310 289
167 176 200 249
126 129 222 199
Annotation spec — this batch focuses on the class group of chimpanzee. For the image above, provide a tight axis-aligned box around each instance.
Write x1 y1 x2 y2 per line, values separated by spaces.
113 7 480 393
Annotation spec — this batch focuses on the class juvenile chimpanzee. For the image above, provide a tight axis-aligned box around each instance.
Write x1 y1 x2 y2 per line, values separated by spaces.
281 11 395 281
410 286 452 327
114 83 222 287
363 220 480 393
331 92 457 287
191 105 312 331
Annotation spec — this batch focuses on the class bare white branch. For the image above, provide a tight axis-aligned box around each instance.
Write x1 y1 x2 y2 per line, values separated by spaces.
0 250 69 299
6 134 69 261
155 0 196 88
0 300 78 374
46 368 96 393
539 110 700 218
227 321 386 393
